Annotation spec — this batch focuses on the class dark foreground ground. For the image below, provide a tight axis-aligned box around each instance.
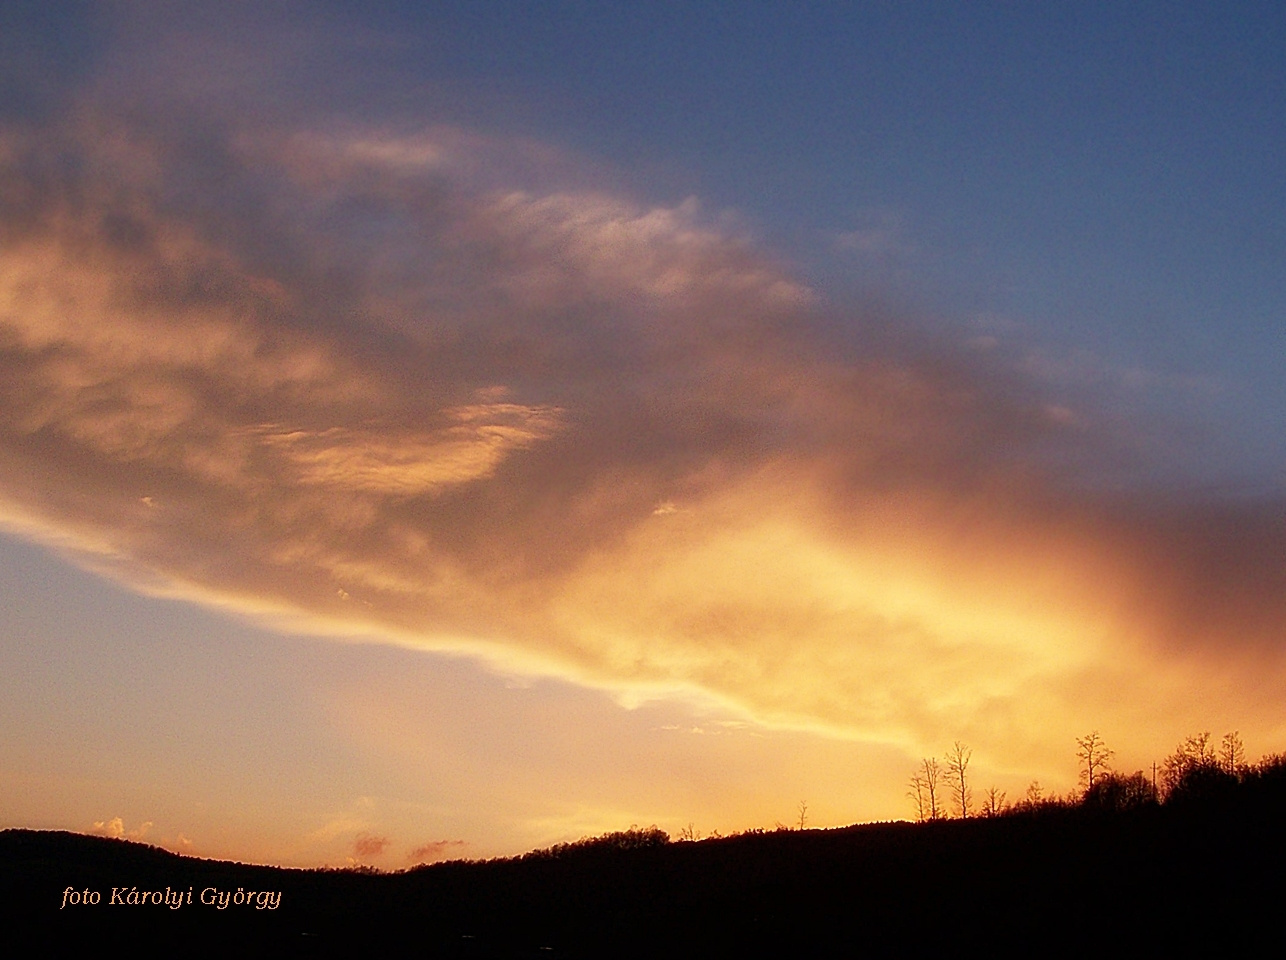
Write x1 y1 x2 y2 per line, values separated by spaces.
3 794 1283 957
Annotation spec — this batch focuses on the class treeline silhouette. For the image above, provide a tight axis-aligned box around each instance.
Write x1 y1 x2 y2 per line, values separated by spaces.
7 732 1286 955
909 729 1286 821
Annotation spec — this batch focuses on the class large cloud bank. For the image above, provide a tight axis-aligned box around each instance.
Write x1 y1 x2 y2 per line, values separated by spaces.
2 109 1283 754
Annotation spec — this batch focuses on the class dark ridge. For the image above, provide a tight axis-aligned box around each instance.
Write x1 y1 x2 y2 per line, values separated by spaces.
6 778 1286 957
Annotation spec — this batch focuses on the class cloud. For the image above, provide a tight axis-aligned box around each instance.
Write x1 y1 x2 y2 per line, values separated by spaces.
352 834 390 861
408 839 467 864
92 817 125 839
91 817 152 841
308 818 371 844
2 103 1284 762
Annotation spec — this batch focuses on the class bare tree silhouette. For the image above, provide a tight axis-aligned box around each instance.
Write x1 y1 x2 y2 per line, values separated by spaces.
945 741 972 818
1076 731 1113 794
981 786 1007 817
1220 731 1246 778
1021 780 1044 810
920 758 944 820
908 771 929 823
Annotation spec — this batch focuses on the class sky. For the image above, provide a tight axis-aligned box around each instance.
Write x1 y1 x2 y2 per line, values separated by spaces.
1 1 1284 867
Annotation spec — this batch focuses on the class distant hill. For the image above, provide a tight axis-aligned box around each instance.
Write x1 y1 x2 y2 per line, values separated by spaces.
4 794 1284 956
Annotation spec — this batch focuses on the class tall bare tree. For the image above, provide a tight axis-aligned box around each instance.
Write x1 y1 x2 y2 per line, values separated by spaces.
907 772 928 823
945 741 972 818
1076 731 1113 794
921 757 944 820
1220 731 1246 778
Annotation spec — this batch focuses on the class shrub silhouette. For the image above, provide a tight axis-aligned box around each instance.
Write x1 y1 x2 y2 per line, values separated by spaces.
1165 762 1238 805
522 826 670 861
1082 771 1158 813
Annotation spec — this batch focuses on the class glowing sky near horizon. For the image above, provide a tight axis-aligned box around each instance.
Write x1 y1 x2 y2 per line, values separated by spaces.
1 2 1284 867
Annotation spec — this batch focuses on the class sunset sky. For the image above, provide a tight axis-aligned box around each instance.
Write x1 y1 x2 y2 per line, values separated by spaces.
2 2 1284 867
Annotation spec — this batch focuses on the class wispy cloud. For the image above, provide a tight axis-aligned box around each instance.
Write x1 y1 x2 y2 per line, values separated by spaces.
408 839 467 864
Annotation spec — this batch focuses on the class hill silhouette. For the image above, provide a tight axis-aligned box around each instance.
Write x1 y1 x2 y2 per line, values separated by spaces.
5 773 1286 956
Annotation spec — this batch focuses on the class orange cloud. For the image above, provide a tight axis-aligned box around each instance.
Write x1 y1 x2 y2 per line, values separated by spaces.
91 817 153 841
352 834 390 861
2 109 1284 773
408 840 467 864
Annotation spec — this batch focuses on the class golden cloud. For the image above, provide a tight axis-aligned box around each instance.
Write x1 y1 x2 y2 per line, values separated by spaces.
2 113 1284 764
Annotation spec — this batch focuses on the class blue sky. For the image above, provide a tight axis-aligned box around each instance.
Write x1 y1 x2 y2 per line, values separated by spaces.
136 0 1286 485
9 2 1284 410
